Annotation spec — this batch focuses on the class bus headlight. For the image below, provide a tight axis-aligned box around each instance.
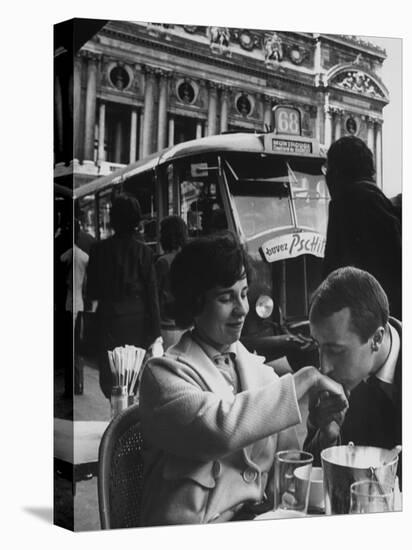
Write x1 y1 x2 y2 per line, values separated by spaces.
255 295 274 319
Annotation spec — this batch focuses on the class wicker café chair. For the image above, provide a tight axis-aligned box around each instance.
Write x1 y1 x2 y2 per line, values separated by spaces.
98 404 144 529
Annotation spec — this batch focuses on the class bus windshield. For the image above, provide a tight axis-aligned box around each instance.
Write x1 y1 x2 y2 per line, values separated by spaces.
223 153 329 242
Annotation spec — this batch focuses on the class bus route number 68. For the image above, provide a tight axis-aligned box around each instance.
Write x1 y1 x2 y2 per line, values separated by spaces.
274 106 301 135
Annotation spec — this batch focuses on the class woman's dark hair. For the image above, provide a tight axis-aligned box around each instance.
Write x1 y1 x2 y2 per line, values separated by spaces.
110 193 142 234
160 216 188 253
309 267 389 342
170 231 253 328
327 136 375 182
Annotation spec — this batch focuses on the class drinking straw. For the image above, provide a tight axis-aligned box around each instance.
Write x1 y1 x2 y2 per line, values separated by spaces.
107 350 117 384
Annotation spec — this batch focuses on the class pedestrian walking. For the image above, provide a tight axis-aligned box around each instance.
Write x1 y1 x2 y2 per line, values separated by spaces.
322 136 402 319
60 220 89 395
86 193 161 399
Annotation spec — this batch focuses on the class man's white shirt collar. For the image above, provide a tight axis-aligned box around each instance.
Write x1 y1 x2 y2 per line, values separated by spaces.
374 323 400 385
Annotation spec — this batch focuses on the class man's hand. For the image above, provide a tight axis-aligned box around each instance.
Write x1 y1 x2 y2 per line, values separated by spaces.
308 390 348 446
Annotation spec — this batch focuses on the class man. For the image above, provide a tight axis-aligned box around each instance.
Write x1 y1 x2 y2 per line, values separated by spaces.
323 136 401 319
304 267 402 480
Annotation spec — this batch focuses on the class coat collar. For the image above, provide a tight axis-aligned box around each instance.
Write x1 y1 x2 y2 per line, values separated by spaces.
165 331 275 465
165 331 267 399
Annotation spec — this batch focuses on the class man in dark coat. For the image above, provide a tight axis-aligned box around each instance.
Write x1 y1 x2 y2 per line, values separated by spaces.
86 194 161 398
323 136 401 319
304 267 402 484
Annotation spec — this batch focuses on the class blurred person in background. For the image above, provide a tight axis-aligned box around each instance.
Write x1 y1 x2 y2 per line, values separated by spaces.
86 193 161 399
155 216 188 350
322 136 401 319
60 220 88 395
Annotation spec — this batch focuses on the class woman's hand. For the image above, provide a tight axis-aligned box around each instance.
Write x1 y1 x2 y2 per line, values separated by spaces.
293 366 348 409
308 390 348 447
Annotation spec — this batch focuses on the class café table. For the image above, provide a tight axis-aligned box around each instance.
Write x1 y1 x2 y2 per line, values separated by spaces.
254 488 402 520
54 418 109 495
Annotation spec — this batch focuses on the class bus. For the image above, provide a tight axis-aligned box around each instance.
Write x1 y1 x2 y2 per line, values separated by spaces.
58 106 329 368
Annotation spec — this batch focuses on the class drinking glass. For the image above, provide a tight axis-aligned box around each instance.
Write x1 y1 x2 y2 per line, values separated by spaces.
350 480 394 514
274 450 313 518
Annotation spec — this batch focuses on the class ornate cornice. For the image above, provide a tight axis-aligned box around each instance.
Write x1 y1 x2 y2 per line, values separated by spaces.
329 106 345 116
95 24 386 102
322 34 386 59
79 50 101 63
218 84 232 95
338 35 386 55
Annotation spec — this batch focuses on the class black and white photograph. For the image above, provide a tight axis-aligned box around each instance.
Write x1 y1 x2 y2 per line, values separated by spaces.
53 16 402 532
3 1 409 549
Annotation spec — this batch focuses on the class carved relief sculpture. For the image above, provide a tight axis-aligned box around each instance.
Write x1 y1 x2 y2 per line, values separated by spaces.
264 32 283 65
207 26 231 55
335 70 382 97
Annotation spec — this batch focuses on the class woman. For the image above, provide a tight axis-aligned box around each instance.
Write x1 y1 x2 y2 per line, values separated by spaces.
155 216 188 350
86 193 161 399
139 232 347 526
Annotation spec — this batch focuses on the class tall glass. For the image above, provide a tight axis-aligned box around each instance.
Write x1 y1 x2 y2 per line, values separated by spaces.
350 480 394 514
274 450 313 518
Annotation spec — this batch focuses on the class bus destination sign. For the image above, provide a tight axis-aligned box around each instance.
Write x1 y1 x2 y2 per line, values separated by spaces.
271 139 312 154
260 231 326 263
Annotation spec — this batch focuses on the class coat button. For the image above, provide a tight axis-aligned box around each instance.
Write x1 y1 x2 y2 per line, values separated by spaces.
242 468 258 483
213 461 221 478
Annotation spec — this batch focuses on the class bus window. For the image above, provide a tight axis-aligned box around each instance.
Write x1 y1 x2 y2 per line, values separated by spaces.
288 166 329 235
98 190 113 239
223 154 292 243
175 156 228 237
229 179 292 239
167 163 176 216
124 170 158 247
223 153 328 248
78 194 98 238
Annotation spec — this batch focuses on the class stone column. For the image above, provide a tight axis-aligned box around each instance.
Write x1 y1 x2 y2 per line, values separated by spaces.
334 109 343 141
196 121 203 139
142 66 156 157
316 92 325 144
324 101 332 148
314 34 322 75
263 95 273 130
54 73 64 160
168 116 175 146
130 109 138 163
366 116 375 150
84 53 98 161
139 111 144 159
114 120 122 164
375 121 383 189
97 101 106 163
219 86 230 134
73 55 82 160
157 71 169 150
207 83 218 136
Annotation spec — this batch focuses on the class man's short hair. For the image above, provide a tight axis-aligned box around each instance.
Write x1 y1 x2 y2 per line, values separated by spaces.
309 267 389 342
170 231 252 328
327 136 375 182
